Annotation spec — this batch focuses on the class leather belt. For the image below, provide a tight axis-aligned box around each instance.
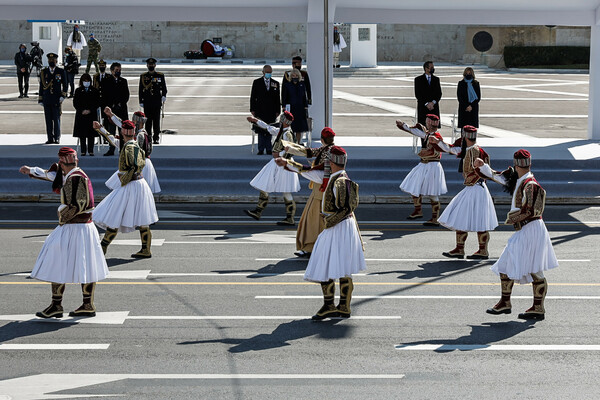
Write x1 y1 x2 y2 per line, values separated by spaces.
66 213 92 224
513 216 542 231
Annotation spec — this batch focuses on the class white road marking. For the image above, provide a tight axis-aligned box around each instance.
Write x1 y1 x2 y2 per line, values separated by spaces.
256 295 600 300
108 270 151 280
0 344 109 350
371 97 587 101
0 373 405 400
395 344 600 351
127 315 402 320
0 312 130 325
32 239 166 246
255 258 590 262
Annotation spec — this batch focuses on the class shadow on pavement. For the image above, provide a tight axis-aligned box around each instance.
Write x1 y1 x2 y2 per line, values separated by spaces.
395 320 538 352
178 318 350 353
0 320 74 343
212 257 308 279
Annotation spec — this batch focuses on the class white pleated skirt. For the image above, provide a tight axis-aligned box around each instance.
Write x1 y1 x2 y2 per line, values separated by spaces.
106 159 161 194
304 217 367 282
439 183 498 232
31 223 109 284
250 158 300 193
400 162 447 197
93 179 158 233
491 219 559 284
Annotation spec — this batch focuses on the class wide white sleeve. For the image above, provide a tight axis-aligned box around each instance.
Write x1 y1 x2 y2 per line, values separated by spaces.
111 115 123 128
479 164 508 186
255 119 279 136
301 169 324 184
30 167 57 182
399 123 426 139
339 34 347 50
437 141 461 155
66 33 73 47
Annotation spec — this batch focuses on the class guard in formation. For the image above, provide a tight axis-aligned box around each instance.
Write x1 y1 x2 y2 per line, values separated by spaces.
39 53 67 144
244 111 300 226
19 147 108 318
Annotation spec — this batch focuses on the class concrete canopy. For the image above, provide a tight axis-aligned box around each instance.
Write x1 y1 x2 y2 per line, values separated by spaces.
2 0 600 24
3 0 600 139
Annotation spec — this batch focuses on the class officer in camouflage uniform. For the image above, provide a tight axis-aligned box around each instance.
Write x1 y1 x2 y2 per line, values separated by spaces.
85 33 102 74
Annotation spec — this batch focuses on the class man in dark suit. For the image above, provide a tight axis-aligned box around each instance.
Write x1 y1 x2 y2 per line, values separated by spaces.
15 43 32 98
139 57 167 144
102 62 129 156
93 59 112 141
414 61 442 125
250 65 280 155
38 53 67 144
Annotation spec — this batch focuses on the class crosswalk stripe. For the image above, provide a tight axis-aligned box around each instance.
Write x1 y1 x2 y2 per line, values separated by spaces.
0 344 109 350
256 295 600 300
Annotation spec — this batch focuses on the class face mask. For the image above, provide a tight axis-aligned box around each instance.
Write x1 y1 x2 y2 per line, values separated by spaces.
20 48 25 53
148 66 155 72
464 74 473 80
83 81 91 88
99 67 106 73
113 71 121 77
429 67 435 74
48 61 56 68
264 73 272 79
74 28 78 32
294 65 301 70
292 78 299 84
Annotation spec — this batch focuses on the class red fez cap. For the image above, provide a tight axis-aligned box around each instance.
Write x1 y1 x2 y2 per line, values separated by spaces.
513 149 531 167
426 114 439 121
133 111 146 118
321 127 335 138
122 120 136 130
329 145 347 165
463 125 477 133
58 147 76 157
283 110 294 122
463 125 478 140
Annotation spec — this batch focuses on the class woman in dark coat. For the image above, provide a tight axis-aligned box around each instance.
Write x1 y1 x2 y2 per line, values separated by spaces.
73 73 100 156
281 68 309 143
457 67 481 128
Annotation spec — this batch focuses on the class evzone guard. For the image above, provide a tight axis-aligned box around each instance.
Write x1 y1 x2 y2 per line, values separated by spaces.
432 125 498 259
275 127 336 258
244 111 300 226
395 114 447 225
92 119 159 258
101 107 161 193
303 146 366 320
19 147 108 318
477 150 558 320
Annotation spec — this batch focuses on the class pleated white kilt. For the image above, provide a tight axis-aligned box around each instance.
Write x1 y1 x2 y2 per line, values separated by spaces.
439 183 498 232
31 223 109 284
105 159 161 194
400 162 447 197
304 217 367 282
491 219 559 284
250 158 300 193
93 179 158 233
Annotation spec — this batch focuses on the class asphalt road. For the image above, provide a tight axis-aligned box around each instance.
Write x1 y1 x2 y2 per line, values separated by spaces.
0 203 599 399
0 70 589 139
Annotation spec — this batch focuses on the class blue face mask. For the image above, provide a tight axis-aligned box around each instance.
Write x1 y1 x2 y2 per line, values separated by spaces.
20 48 26 53
264 73 272 79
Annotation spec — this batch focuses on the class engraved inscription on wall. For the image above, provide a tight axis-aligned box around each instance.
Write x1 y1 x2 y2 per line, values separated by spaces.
63 21 123 43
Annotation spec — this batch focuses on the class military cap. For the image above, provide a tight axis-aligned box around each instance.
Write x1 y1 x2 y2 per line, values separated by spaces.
47 53 58 59
98 59 107 66
145 57 157 63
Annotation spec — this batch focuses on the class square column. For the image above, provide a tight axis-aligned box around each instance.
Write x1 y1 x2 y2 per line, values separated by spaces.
307 22 333 137
588 24 600 140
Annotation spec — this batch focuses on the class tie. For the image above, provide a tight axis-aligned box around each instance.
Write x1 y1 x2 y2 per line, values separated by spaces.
427 75 431 85
265 79 270 91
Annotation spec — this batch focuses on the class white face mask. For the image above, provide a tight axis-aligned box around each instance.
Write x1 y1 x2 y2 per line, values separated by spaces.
83 81 91 88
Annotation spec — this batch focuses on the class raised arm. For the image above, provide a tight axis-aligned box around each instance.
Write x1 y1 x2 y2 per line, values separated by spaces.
395 120 426 139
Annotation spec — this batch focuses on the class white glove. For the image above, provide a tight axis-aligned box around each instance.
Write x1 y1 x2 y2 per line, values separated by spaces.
279 150 286 157
59 97 64 103
161 96 166 103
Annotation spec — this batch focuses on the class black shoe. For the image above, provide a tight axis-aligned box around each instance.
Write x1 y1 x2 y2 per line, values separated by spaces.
294 250 311 258
36 304 63 319
442 251 464 259
277 217 295 226
256 151 264 155
466 254 489 260
518 312 545 320
54 139 60 144
153 139 159 144
69 304 96 317
89 153 94 156
44 140 53 144
244 209 261 220
18 95 23 98
81 153 86 156
486 307 512 315
104 149 115 156
312 304 339 321
24 94 29 98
